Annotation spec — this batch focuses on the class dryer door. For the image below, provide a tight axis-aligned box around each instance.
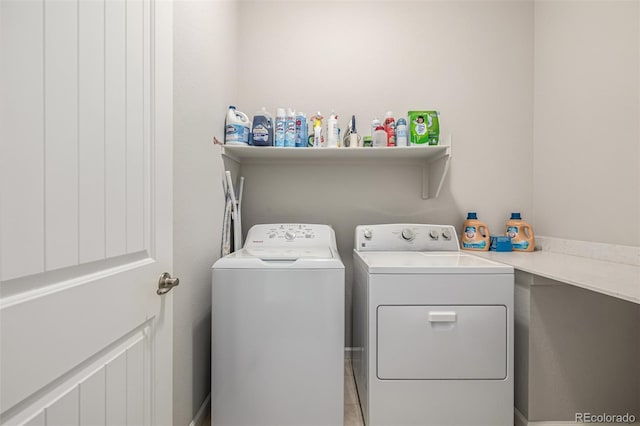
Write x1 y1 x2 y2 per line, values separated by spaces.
377 305 507 380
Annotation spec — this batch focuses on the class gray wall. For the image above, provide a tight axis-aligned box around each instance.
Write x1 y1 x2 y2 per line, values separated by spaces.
533 0 640 246
173 1 237 424
236 0 534 345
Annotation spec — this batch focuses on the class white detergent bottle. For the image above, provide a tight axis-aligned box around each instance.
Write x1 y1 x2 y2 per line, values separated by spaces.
225 105 251 145
327 112 339 148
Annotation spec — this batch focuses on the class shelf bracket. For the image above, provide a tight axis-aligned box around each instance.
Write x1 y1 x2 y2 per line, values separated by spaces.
220 146 241 165
421 136 452 200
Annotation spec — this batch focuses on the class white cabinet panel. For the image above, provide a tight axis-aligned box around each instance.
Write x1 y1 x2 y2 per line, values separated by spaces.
79 0 106 264
126 0 145 254
44 0 79 271
79 367 106 426
126 339 145 426
105 351 126 426
45 388 79 426
24 412 45 426
105 0 127 258
0 0 45 281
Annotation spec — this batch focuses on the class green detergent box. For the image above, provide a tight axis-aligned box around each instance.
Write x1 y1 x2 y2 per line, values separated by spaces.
408 111 439 145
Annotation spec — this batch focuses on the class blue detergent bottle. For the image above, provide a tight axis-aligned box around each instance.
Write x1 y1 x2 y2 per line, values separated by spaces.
251 107 273 146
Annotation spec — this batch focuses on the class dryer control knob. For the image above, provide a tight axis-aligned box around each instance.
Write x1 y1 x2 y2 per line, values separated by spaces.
285 231 296 241
442 229 452 240
429 230 439 240
363 229 372 240
401 229 415 241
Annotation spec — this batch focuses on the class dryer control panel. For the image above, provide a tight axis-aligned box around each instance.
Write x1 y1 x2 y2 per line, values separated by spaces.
355 224 460 252
245 224 337 248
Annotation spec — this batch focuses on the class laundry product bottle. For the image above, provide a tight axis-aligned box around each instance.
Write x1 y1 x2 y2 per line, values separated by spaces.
295 112 307 148
505 212 535 252
395 117 408 146
225 105 251 145
327 112 339 148
461 212 490 251
251 107 273 146
284 108 296 147
383 111 396 146
274 107 286 147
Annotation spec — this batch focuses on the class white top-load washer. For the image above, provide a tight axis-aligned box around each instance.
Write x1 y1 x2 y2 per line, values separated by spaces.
352 224 514 426
212 224 345 426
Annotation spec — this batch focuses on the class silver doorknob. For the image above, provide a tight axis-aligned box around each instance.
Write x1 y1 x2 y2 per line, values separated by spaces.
157 272 180 295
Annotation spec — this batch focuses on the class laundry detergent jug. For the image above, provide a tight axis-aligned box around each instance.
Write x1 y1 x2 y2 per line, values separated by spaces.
225 105 251 145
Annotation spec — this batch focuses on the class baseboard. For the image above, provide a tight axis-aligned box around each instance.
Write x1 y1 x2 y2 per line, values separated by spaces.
189 393 211 426
514 408 528 426
514 407 638 426
344 346 354 359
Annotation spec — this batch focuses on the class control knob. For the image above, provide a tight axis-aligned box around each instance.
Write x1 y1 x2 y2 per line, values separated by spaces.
401 229 415 241
442 229 452 240
285 231 296 241
429 230 439 240
363 229 372 240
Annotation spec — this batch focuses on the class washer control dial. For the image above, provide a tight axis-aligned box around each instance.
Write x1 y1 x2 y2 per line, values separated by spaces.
364 229 372 240
442 229 452 240
429 229 439 240
401 229 415 241
284 231 296 241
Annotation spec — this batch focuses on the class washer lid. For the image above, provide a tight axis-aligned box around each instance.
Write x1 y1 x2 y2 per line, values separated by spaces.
213 246 344 269
355 251 513 274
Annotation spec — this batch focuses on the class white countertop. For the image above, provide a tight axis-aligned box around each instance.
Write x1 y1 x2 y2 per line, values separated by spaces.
472 250 640 305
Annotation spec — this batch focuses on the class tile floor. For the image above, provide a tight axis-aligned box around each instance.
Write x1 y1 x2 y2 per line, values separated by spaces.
344 358 365 426
204 357 364 426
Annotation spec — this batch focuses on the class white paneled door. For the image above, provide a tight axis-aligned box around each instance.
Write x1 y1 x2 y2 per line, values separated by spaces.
0 0 174 425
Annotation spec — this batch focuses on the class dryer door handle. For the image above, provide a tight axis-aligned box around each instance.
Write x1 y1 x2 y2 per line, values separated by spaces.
428 311 457 323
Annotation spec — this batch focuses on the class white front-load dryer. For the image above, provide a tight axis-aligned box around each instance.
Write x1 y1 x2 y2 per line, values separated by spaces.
212 224 345 426
352 224 514 426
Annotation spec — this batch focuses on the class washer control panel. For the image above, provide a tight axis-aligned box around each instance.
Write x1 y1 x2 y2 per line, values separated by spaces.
355 224 460 252
245 224 336 247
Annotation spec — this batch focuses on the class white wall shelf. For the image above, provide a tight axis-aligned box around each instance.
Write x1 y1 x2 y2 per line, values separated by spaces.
220 139 452 199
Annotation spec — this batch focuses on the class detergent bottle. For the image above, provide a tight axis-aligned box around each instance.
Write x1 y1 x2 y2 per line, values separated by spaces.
461 212 490 251
383 111 396 146
274 108 286 147
311 112 324 147
295 112 307 148
396 117 408 146
327 112 339 148
225 106 251 145
251 107 273 146
505 212 535 252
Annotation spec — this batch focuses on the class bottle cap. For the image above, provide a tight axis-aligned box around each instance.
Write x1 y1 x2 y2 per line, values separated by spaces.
510 212 522 220
467 212 478 220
